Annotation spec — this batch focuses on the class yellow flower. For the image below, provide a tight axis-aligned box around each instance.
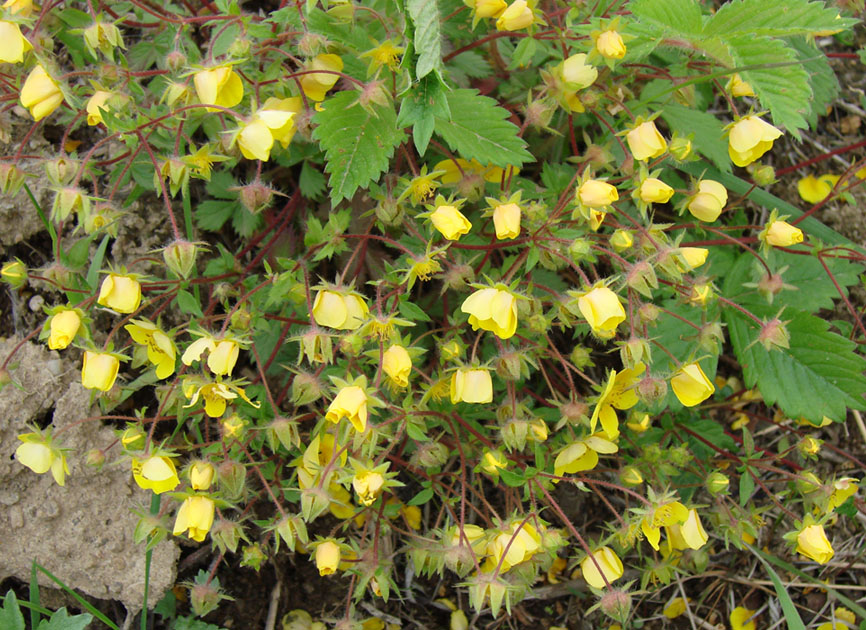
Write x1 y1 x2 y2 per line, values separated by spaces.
496 0 534 31
97 273 142 313
560 53 597 89
595 29 626 59
470 0 507 19
450 368 493 404
125 319 176 379
576 286 625 339
578 179 618 208
485 519 542 572
730 607 757 630
663 598 688 619
727 74 755 97
383 344 412 387
132 455 180 494
727 114 783 167
797 174 839 204
687 179 727 222
312 289 369 331
797 525 834 564
0 20 31 63
828 477 859 512
300 54 343 102
81 351 120 391
189 461 216 490
638 177 674 204
642 500 688 550
20 65 63 121
173 495 215 542
183 379 259 418
182 336 239 377
430 204 472 240
2 0 33 16
666 508 708 550
554 433 618 477
581 547 623 589
765 220 803 247
352 469 385 506
48 309 81 350
627 120 667 161
589 364 644 437
461 286 518 339
326 385 368 432
678 247 708 270
15 433 68 486
480 449 508 477
261 96 303 148
589 209 606 231
86 90 112 126
237 104 296 161
315 540 341 576
493 202 521 240
671 362 714 407
194 66 244 110
360 39 405 73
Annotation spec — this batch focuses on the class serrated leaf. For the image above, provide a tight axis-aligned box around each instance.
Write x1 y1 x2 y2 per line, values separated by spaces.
0 592 24 630
703 0 857 38
299 161 326 200
628 0 703 35
725 305 866 423
446 50 492 80
173 617 228 630
407 0 443 80
788 37 839 130
397 76 451 155
434 89 533 169
194 200 235 231
231 207 263 239
36 608 92 630
659 103 731 172
727 35 812 136
313 91 405 204
723 251 861 313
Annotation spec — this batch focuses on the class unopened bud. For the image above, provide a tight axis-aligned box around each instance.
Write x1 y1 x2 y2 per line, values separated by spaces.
637 375 667 404
230 307 252 331
441 263 473 291
85 449 105 469
228 37 250 57
298 330 333 364
297 33 327 57
189 583 224 618
162 239 199 278
748 163 776 186
218 459 247 500
757 272 784 302
0 163 27 194
268 416 300 451
798 435 821 457
240 542 267 571
0 368 11 387
637 303 659 324
411 441 450 469
599 589 632 622
796 471 822 494
757 317 789 351
374 197 404 227
560 399 589 425
234 180 274 214
292 371 323 405
619 336 649 368
669 135 692 161
620 466 643 486
568 238 596 264
706 471 730 495
570 346 594 369
121 425 146 450
1 259 27 289
338 332 364 357
164 50 187 73
626 261 658 298
698 322 724 353
359 80 390 111
211 518 247 554
495 349 525 381
525 98 555 129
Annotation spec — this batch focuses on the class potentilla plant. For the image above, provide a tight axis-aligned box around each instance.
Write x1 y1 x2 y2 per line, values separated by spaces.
2 0 866 626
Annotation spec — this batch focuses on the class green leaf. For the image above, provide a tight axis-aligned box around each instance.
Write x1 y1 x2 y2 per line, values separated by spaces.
231 207 264 239
499 467 526 487
659 103 731 172
397 76 451 156
788 37 840 130
434 89 533 169
725 305 866 423
1 592 24 630
36 609 92 630
313 91 405 205
408 487 434 506
299 162 327 200
738 467 755 506
86 235 110 291
703 0 857 38
194 200 235 231
628 0 703 35
407 0 443 80
747 546 807 630
173 617 228 630
176 289 203 317
726 35 812 135
399 299 432 323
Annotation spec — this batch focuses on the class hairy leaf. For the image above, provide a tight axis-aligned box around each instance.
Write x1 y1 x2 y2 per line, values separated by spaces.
628 0 703 35
434 89 533 168
313 91 405 204
36 608 92 630
407 0 443 80
788 37 840 130
725 305 866 423
703 0 857 38
727 35 812 136
0 592 24 630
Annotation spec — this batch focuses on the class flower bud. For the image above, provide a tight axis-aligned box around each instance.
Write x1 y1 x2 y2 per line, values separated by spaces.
799 435 821 457
637 375 667 404
706 471 730 494
570 346 594 370
1 259 27 288
121 425 146 450
218 459 247 500
189 583 224 618
568 238 595 264
594 29 626 60
560 399 589 425
749 163 776 186
620 466 643 485
671 362 714 407
164 50 187 73
235 180 274 214
637 303 659 324
162 239 199 279
0 163 26 195
796 471 822 494
230 308 252 332
796 524 834 564
669 135 692 161
411 441 450 469
599 589 631 621
374 197 404 227
764 220 803 248
85 449 105 469
698 322 724 354
626 261 658 298
757 318 790 351
687 180 727 222
241 542 267 571
45 157 79 186
211 518 247 554
268 416 301 451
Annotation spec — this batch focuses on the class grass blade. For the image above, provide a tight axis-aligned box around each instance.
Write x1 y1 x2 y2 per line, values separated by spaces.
746 545 806 630
34 562 119 630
